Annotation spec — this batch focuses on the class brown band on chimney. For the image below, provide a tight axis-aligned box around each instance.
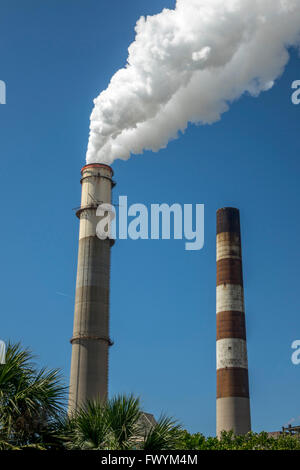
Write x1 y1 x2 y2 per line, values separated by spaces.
217 207 240 235
217 258 243 286
217 311 246 340
217 368 249 398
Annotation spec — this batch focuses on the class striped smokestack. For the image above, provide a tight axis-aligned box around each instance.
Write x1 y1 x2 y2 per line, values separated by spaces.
69 163 114 412
216 208 251 436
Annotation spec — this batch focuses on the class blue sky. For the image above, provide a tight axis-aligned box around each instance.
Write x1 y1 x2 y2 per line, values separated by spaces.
0 0 300 436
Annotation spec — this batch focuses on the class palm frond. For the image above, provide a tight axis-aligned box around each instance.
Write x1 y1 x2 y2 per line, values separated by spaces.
106 394 142 450
0 342 67 448
141 415 182 451
67 400 112 450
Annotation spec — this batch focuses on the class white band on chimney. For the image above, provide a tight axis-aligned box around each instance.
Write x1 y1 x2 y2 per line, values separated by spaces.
217 338 248 370
216 232 241 261
216 284 244 314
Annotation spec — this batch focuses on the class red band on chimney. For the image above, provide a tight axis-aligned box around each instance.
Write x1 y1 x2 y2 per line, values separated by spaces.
81 163 114 176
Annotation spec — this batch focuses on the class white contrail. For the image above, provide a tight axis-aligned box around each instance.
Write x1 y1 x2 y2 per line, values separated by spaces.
56 291 73 299
86 0 300 165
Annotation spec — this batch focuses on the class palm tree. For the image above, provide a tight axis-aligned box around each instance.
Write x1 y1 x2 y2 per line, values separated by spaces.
66 400 113 450
67 394 142 450
106 394 142 449
0 342 67 449
66 394 182 450
141 415 182 451
0 343 182 451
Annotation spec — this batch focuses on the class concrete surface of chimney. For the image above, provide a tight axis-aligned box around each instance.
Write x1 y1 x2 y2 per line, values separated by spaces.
69 163 114 412
216 208 251 436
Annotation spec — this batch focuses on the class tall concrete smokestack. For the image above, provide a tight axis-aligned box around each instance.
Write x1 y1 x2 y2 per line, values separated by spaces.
216 208 251 436
69 163 114 412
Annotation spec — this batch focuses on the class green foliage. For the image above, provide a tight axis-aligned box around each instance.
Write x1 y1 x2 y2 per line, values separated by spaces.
67 395 142 450
66 401 112 450
141 415 182 451
2 343 299 451
106 394 141 449
0 342 67 450
0 343 181 451
66 395 182 451
177 430 300 450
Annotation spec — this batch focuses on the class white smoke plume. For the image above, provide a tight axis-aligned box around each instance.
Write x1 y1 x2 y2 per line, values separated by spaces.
86 0 300 165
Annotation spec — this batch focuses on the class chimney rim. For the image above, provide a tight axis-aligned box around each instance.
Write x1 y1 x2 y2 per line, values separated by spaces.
81 163 114 176
217 207 240 213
